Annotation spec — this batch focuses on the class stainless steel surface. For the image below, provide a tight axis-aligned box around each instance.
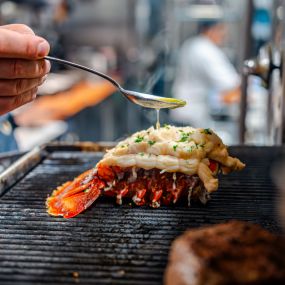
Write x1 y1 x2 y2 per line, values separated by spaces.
0 146 46 196
45 56 186 109
0 142 115 197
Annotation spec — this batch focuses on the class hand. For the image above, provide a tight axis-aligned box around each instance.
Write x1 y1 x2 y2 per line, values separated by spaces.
0 24 50 115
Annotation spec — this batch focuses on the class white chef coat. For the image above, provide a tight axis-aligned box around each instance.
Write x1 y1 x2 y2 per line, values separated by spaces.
171 35 240 128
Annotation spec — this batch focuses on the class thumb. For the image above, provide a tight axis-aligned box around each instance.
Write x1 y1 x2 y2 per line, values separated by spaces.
0 28 50 59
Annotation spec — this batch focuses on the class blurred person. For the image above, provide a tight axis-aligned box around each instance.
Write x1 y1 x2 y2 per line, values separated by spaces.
0 24 50 151
171 20 240 128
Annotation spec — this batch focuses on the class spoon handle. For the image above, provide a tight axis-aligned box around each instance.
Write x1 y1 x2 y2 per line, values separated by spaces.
44 56 121 89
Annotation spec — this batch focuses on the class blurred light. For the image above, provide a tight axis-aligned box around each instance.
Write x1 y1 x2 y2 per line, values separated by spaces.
0 1 17 17
185 4 223 19
277 6 283 21
254 0 272 9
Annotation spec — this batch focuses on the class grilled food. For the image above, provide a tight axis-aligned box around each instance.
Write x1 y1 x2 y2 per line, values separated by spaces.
46 125 245 218
164 221 285 285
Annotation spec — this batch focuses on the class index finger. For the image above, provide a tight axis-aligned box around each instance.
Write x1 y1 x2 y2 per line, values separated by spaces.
0 28 50 59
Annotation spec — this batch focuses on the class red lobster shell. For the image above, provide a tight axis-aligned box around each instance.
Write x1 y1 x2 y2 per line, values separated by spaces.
46 161 218 218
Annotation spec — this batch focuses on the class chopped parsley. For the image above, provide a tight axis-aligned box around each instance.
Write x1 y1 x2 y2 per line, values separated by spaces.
173 144 178 151
121 143 130 148
179 134 188 142
135 135 144 143
202 128 212 135
177 131 194 143
163 124 170 129
148 140 156 146
178 132 190 142
187 143 205 152
187 143 198 152
187 145 196 152
139 152 145 156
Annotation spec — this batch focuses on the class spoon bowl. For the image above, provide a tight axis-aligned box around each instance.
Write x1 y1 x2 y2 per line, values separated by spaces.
121 89 186 109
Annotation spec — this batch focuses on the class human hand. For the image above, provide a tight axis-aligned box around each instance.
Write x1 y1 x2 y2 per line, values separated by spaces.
0 24 50 115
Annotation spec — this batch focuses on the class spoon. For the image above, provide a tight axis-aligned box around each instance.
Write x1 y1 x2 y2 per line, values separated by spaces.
44 56 186 109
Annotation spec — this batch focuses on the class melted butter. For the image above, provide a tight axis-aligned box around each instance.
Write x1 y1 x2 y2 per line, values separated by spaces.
156 109 160 129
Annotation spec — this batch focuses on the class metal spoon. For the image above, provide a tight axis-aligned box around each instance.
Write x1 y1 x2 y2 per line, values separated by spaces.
45 56 186 109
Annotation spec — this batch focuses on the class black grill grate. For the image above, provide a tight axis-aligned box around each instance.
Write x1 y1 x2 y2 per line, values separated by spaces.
0 146 283 284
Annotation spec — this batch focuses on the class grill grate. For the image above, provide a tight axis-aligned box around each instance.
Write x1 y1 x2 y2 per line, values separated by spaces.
0 146 283 284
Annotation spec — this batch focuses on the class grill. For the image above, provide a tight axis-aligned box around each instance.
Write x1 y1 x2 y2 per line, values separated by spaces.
0 145 283 284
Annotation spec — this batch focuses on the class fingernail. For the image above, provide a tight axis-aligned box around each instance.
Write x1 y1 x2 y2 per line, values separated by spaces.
37 40 50 57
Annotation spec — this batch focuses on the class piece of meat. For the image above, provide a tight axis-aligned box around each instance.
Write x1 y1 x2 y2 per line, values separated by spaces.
164 221 285 285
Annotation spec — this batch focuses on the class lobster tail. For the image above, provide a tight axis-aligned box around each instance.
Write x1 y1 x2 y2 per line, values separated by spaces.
46 169 105 218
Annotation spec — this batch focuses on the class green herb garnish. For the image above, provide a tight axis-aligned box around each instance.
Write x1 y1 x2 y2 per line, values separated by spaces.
173 144 178 151
178 132 189 142
178 131 194 142
135 135 144 143
187 145 196 152
148 140 156 146
139 152 145 156
163 124 170 129
202 128 212 135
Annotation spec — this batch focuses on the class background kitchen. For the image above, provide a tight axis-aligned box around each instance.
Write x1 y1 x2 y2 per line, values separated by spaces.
0 0 280 153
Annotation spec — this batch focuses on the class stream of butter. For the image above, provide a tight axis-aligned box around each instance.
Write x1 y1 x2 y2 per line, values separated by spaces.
156 109 160 130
